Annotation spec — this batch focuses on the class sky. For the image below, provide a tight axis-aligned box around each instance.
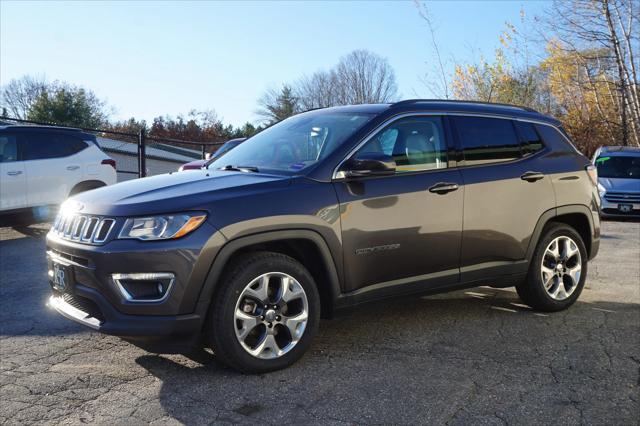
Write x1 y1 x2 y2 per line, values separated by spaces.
1 0 551 127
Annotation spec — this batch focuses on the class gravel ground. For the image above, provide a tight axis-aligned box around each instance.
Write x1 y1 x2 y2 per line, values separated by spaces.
0 221 638 425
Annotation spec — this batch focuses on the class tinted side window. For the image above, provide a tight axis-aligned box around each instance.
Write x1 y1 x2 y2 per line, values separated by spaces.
23 132 88 161
359 116 448 172
454 116 521 165
515 122 544 156
0 134 19 163
535 124 577 153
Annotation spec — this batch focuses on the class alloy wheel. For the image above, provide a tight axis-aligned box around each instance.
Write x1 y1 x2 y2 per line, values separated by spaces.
541 236 582 301
233 272 309 359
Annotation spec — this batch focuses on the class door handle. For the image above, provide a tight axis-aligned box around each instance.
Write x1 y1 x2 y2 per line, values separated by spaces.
6 171 23 176
66 165 80 171
521 171 545 182
428 182 459 194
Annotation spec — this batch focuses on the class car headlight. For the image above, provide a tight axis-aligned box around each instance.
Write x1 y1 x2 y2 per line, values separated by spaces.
597 183 606 197
118 213 207 240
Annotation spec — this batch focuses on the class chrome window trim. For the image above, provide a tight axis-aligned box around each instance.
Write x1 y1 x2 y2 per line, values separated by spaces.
331 111 575 180
111 272 175 303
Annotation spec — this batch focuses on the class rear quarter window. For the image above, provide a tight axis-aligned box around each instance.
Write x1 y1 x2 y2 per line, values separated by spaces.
535 124 579 154
22 132 89 161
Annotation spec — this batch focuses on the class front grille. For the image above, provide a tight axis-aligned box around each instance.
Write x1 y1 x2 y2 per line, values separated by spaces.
49 249 90 267
51 214 116 245
602 208 640 216
60 292 105 322
604 191 640 203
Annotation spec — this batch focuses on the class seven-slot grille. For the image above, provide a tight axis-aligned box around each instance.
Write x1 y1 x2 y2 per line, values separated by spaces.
604 191 640 203
51 214 116 244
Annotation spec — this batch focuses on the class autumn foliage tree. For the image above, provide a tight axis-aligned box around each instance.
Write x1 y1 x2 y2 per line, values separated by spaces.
148 110 259 142
444 0 639 156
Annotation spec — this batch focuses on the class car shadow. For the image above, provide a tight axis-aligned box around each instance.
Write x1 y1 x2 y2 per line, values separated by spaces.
0 223 77 337
134 291 639 425
11 225 50 238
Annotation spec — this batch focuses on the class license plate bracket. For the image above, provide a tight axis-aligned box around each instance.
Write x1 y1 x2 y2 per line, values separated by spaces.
618 203 633 213
49 261 75 293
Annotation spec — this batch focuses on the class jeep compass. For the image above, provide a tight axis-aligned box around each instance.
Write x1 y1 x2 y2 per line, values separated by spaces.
46 100 601 373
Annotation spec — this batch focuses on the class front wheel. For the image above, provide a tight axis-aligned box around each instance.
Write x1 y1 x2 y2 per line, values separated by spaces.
516 223 588 312
207 251 320 373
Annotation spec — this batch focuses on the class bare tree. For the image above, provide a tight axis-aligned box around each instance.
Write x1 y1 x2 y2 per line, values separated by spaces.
541 0 639 146
414 1 451 99
333 50 398 104
291 50 398 110
295 70 340 110
0 75 48 119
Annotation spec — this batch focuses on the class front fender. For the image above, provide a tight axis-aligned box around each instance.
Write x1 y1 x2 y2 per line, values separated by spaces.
193 228 343 324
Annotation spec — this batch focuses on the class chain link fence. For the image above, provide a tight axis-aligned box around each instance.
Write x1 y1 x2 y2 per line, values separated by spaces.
0 116 225 181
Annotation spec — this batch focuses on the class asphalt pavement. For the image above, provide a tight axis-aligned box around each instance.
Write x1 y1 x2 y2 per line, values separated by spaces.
1 221 638 425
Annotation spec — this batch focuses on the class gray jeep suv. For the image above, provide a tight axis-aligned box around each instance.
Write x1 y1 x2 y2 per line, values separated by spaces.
46 100 601 373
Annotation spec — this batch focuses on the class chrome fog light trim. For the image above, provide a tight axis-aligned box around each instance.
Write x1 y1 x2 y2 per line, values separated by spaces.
112 272 175 303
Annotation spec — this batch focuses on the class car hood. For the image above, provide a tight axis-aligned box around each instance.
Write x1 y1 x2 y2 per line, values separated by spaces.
598 177 640 192
68 169 292 216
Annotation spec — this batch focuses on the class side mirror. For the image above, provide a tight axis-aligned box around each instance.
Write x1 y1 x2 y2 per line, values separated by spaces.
343 152 396 178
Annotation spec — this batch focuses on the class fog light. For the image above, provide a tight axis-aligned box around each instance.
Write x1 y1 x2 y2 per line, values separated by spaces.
112 273 175 303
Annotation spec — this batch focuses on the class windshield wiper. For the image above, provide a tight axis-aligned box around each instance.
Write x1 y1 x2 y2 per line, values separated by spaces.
218 165 260 173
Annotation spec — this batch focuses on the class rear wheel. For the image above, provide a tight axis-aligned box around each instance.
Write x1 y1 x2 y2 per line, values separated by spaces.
517 223 588 311
207 251 320 373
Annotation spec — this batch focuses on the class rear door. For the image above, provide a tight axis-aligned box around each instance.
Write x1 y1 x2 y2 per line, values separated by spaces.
23 131 87 207
335 115 463 293
452 116 555 281
0 132 26 211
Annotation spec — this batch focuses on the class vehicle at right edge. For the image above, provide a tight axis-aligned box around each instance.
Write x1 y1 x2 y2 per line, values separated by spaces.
592 146 640 220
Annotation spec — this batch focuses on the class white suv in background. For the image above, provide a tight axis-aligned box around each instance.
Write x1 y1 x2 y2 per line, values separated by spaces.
0 125 117 224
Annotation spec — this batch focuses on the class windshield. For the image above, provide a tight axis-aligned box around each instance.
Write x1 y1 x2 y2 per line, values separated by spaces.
595 155 640 179
211 140 243 160
208 111 374 174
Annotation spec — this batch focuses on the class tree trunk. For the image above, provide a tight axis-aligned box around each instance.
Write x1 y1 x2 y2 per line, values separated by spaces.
602 0 630 145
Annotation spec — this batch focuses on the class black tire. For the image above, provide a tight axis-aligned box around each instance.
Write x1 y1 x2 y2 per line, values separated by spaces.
516 223 588 312
206 251 320 373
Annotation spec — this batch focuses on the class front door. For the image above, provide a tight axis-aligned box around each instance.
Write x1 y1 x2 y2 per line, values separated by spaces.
334 115 463 293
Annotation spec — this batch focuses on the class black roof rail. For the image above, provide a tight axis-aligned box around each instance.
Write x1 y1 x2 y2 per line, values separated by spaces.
389 99 540 113
0 116 84 132
0 124 84 132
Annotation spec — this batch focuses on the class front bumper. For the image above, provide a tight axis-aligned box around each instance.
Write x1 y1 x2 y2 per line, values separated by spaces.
48 288 201 337
599 197 640 219
45 221 225 340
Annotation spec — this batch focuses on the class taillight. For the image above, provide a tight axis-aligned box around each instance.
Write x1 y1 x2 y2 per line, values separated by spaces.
586 164 598 186
101 159 116 169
